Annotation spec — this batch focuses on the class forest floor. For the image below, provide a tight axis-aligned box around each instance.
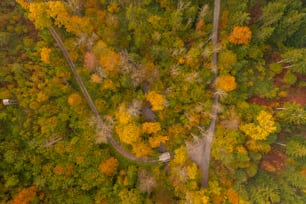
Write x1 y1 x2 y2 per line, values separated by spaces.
248 71 306 106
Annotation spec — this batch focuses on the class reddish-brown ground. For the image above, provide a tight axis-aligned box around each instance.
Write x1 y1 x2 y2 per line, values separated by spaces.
249 2 262 24
260 146 287 174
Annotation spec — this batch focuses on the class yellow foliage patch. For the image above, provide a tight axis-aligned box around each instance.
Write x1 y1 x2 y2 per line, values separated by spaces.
107 2 120 13
146 91 165 111
142 122 161 134
68 93 82 107
240 111 276 140
132 142 153 158
236 145 247 154
40 47 51 64
187 163 198 180
115 123 141 145
116 104 131 125
149 135 168 148
16 0 29 9
103 79 116 90
172 146 188 166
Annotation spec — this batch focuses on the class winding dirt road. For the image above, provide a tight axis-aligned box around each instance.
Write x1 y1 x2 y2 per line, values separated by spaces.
49 0 221 175
48 27 159 163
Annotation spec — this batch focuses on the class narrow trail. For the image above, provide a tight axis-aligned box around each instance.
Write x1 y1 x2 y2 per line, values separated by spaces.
186 0 221 188
48 27 159 163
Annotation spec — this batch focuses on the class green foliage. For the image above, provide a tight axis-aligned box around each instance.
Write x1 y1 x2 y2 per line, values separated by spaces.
269 63 283 74
248 171 280 204
282 48 306 74
277 103 306 125
119 188 144 204
284 71 297 85
286 138 306 159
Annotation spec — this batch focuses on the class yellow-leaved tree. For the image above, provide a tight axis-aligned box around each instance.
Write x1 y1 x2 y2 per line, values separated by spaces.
216 75 237 92
116 104 131 125
28 2 51 28
240 111 277 140
172 146 188 166
68 93 82 107
142 122 161 134
115 123 141 145
132 142 153 158
40 47 51 64
149 136 168 148
146 91 165 111
10 186 37 204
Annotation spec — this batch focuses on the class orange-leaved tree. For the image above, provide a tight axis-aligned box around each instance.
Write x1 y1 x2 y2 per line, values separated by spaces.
10 186 37 204
215 75 237 92
40 47 52 64
228 26 252 45
99 50 121 72
68 93 82 107
99 157 118 176
149 136 168 148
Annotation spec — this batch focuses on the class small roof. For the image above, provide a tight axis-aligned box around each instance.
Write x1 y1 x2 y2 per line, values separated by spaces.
2 99 18 105
159 152 171 162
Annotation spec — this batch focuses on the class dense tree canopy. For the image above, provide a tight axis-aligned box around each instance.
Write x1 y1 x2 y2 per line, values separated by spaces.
1 0 305 203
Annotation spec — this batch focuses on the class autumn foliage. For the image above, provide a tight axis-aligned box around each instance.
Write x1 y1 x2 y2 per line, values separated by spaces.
149 136 169 148
146 91 165 111
216 75 237 92
132 142 153 158
68 93 82 106
99 50 121 72
228 26 252 45
7 0 306 203
240 111 277 140
99 157 119 176
115 123 141 145
142 122 161 134
40 47 51 64
10 186 37 204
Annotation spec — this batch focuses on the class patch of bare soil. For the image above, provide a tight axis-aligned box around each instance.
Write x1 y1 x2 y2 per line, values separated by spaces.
260 146 286 174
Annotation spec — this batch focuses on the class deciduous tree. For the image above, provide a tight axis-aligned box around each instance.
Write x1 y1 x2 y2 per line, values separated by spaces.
228 26 252 45
99 157 118 176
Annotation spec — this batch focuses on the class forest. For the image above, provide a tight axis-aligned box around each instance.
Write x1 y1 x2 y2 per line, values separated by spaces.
0 0 306 203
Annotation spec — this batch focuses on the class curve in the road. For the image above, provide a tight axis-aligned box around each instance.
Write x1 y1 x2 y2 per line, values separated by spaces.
48 26 160 163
